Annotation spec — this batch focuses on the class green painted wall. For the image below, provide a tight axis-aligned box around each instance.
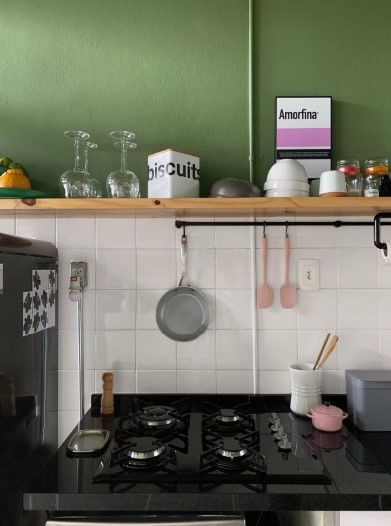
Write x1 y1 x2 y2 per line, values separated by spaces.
1 0 391 197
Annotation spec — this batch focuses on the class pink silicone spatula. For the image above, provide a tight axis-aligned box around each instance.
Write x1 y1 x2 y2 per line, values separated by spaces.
280 233 296 308
257 234 273 309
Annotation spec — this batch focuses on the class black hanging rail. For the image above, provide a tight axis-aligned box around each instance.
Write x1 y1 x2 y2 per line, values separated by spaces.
175 214 391 251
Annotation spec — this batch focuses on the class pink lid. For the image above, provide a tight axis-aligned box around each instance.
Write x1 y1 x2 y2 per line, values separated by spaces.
310 403 344 417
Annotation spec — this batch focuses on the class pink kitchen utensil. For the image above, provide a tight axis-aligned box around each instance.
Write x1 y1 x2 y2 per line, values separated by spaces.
257 233 273 309
280 231 296 308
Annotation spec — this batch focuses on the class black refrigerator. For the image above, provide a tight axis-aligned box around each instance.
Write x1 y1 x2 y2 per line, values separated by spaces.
0 232 58 526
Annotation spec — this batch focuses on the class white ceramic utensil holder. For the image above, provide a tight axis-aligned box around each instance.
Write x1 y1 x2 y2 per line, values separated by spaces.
289 363 322 416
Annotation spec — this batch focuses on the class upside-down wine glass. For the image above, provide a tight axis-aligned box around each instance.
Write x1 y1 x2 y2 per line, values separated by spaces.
59 131 93 198
80 141 102 198
106 131 139 198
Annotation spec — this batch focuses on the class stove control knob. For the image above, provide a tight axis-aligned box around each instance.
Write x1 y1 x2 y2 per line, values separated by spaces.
270 418 280 432
273 425 284 440
268 412 278 425
278 433 292 451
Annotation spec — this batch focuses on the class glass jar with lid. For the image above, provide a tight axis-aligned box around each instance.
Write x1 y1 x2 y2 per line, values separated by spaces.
364 157 389 197
336 158 363 196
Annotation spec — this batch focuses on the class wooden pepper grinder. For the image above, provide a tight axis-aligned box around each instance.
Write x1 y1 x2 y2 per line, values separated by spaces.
100 371 114 415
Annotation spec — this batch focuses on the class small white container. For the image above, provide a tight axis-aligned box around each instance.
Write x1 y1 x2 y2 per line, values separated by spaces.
289 363 322 416
319 170 347 197
148 149 200 198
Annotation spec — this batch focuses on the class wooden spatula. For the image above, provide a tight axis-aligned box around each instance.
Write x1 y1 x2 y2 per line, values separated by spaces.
280 234 296 308
257 235 273 308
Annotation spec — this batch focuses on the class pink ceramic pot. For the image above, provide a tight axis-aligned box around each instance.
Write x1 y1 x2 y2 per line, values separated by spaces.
306 403 348 432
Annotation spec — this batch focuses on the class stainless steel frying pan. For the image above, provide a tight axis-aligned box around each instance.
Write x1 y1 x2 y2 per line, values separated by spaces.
156 235 211 342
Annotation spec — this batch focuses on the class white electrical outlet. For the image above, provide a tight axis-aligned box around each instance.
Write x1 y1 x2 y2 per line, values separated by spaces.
70 261 87 289
298 259 319 290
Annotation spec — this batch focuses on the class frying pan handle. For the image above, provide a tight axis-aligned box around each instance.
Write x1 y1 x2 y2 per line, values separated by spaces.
178 235 190 286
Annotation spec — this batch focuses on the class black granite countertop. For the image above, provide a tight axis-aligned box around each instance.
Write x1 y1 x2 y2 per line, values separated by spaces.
23 395 391 513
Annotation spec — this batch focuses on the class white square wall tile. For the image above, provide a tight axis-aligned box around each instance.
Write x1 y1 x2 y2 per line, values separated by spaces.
322 370 339 394
216 330 253 369
58 411 79 446
297 330 338 369
295 218 337 248
136 370 177 393
216 249 252 289
177 370 216 393
337 248 378 289
379 290 391 330
378 249 391 288
215 219 252 249
338 290 379 330
379 331 391 369
16 216 56 244
59 329 95 370
177 331 215 370
95 330 136 370
258 330 297 370
257 301 297 330
57 249 95 290
296 249 337 289
175 218 215 249
0 215 15 235
95 370 136 393
337 219 373 248
56 218 96 249
176 249 215 289
217 370 253 393
95 249 136 289
136 290 164 330
297 290 337 330
137 250 176 289
136 330 176 369
136 218 175 249
258 370 290 394
255 222 297 249
216 289 253 329
58 290 96 330
337 330 379 369
95 290 136 330
96 218 135 248
58 370 79 411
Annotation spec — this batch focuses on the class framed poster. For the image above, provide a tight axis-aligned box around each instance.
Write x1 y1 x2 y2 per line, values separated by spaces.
275 96 332 179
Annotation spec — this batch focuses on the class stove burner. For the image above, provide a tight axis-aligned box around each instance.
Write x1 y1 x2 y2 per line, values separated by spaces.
215 409 241 424
136 406 178 428
126 437 165 460
217 438 248 459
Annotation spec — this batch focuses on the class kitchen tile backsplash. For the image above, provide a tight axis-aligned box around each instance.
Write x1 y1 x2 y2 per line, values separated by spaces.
2 213 390 445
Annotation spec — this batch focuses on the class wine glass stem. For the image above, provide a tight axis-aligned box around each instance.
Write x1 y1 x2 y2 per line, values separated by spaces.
74 139 82 170
84 148 89 172
120 139 127 171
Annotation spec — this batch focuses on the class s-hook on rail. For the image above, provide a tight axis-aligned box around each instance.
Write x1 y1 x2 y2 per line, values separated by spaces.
175 212 391 251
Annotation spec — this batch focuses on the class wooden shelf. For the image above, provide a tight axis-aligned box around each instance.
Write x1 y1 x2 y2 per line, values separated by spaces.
0 197 390 218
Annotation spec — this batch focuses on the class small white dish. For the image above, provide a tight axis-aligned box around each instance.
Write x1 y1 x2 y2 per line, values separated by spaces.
265 189 309 197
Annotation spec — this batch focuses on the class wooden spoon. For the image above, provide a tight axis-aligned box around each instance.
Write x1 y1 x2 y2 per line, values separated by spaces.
313 333 331 370
316 335 339 369
280 234 296 308
257 235 273 308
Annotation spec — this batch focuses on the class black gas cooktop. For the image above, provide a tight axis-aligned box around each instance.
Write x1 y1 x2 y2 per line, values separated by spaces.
92 395 331 492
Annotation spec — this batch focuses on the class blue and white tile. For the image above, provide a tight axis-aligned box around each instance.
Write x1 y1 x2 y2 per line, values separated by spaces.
95 330 136 370
216 249 252 289
215 289 253 329
136 330 176 369
216 330 253 369
136 249 176 289
56 217 96 249
337 330 379 369
177 331 215 370
96 217 135 248
338 289 378 330
136 370 177 393
95 290 136 330
297 290 337 330
217 370 253 393
337 248 378 289
258 330 297 370
95 249 136 289
177 370 216 393
136 218 175 249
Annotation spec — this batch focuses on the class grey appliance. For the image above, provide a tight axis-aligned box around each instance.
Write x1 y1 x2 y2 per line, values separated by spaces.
0 232 58 526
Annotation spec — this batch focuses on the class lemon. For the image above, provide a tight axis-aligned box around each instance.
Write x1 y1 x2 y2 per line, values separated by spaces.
0 168 31 189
